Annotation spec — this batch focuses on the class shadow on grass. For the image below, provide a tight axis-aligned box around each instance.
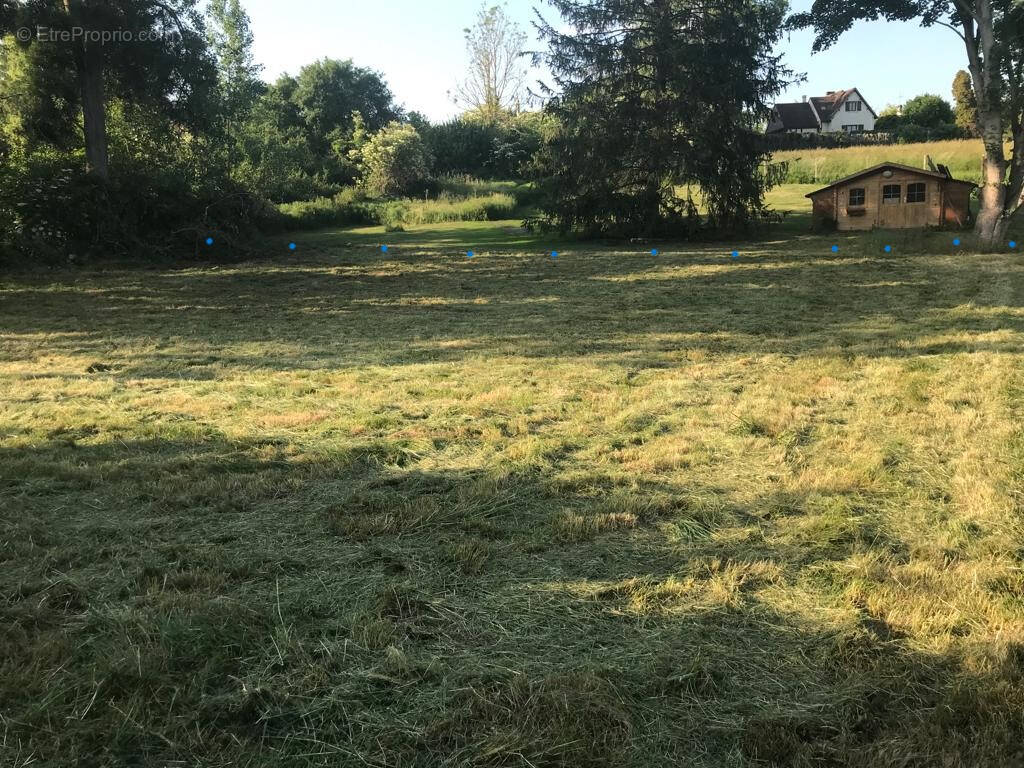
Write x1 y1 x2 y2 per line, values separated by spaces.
3 434 1023 766
1 244 1023 376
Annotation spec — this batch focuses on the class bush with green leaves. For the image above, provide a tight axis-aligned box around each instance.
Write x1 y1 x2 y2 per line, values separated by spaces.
423 113 550 179
228 107 326 203
894 123 962 144
0 154 112 264
902 94 956 129
354 122 432 198
0 148 281 265
425 119 502 176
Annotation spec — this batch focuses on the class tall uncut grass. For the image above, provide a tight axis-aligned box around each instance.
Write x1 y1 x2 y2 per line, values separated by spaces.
279 179 521 231
772 139 1006 185
381 192 517 227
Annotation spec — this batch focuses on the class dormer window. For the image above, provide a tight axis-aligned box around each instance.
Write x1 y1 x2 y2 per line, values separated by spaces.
845 101 862 112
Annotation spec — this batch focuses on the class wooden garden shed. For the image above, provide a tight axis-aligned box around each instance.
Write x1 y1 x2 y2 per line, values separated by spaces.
806 162 976 230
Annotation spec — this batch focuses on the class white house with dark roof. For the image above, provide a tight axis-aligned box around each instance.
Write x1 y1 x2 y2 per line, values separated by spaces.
767 89 877 134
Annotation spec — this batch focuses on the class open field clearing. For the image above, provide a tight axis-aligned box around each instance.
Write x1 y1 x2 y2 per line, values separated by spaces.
3 226 1024 766
773 139 1009 185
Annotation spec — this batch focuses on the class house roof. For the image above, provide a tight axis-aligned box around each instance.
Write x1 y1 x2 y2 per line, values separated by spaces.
766 102 819 133
805 163 977 198
811 89 878 121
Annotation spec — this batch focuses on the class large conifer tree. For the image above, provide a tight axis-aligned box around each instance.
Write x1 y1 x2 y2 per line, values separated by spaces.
532 0 790 236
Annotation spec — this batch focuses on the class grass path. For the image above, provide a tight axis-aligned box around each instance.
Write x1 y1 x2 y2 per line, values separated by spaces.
3 229 1024 766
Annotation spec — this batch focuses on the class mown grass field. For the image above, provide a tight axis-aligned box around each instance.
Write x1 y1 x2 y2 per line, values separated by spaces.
3 221 1024 767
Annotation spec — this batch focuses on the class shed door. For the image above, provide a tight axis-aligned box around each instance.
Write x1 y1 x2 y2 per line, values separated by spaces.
877 180 904 228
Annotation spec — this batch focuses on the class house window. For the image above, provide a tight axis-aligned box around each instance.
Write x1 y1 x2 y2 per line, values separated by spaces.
849 188 866 206
883 184 901 203
906 182 926 203
843 124 865 133
845 101 862 112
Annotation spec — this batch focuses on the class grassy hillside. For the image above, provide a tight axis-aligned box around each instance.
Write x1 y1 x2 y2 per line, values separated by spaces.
3 223 1024 766
773 139 1001 185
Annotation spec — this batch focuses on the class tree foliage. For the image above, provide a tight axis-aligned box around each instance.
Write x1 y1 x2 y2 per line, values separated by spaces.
452 4 528 122
875 105 903 132
952 69 979 136
532 0 791 236
261 58 400 184
902 93 955 127
1 0 219 179
0 0 273 262
206 0 263 121
424 111 547 178
353 121 431 198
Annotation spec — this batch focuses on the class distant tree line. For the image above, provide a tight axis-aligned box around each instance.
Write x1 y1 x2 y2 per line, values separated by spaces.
0 0 548 263
12 0 1016 259
872 77 979 143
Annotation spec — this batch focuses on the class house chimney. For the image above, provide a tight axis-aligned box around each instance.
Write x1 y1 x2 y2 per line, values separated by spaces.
802 95 807 102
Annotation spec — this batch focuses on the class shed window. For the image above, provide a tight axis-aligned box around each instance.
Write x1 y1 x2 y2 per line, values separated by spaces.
882 184 901 204
848 188 866 206
906 182 926 203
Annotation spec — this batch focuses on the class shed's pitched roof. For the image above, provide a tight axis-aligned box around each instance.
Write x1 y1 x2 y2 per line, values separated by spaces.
766 102 819 133
805 163 977 198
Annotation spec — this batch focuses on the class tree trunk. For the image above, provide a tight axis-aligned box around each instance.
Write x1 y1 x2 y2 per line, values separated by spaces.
79 50 109 180
975 109 1008 248
963 0 1011 249
64 0 108 180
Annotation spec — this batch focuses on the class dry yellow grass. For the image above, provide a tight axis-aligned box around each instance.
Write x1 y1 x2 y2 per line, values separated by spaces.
773 138 1010 184
2 228 1024 766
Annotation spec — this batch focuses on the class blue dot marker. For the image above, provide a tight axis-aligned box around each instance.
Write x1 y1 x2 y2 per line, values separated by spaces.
288 242 296 251
953 238 961 247
884 245 892 253
731 250 739 260
381 244 388 253
1011 241 1018 249
205 237 213 246
550 251 558 259
831 245 838 253
651 248 658 256
467 250 474 259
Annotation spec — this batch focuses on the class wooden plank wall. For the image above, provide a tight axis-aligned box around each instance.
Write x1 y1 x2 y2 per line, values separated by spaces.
808 170 971 230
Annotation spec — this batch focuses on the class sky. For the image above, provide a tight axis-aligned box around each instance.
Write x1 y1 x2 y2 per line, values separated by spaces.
241 0 967 122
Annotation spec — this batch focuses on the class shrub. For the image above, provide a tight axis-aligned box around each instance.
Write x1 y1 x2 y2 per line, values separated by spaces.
0 152 280 265
895 123 962 144
425 119 501 177
423 113 550 179
355 122 432 198
229 119 329 203
902 94 956 129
